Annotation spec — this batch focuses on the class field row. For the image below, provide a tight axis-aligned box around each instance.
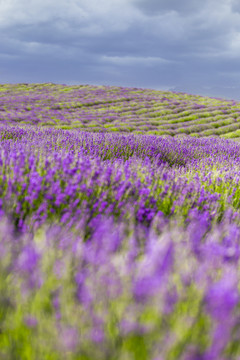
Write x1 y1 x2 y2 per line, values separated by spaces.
1 83 240 139
0 126 239 232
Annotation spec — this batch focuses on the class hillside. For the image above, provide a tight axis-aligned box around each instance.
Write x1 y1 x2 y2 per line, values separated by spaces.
1 83 240 139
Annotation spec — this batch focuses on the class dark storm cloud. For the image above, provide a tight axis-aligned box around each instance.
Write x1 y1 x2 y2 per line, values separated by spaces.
0 0 240 99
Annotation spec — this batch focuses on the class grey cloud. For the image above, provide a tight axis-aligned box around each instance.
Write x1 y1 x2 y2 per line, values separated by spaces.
0 0 240 100
131 0 210 16
231 0 240 13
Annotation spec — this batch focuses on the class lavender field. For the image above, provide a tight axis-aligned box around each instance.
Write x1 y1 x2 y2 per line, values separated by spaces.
1 83 240 139
1 84 240 359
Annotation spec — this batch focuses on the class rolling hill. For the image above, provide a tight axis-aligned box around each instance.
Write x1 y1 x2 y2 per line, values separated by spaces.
1 83 240 139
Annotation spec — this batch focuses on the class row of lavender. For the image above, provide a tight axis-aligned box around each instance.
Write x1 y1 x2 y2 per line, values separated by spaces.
0 126 240 359
1 126 240 232
1 84 240 139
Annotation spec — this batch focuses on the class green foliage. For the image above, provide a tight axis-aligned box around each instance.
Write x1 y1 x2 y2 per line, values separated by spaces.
122 335 148 360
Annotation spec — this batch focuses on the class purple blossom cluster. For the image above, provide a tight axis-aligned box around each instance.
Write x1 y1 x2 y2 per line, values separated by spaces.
0 126 239 234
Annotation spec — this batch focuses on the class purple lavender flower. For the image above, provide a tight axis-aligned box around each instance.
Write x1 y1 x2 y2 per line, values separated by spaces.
90 327 105 343
24 315 38 328
17 245 40 273
205 269 239 321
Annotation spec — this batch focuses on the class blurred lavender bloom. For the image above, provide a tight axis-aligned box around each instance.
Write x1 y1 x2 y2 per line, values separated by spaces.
17 245 40 273
164 286 178 314
24 315 38 328
90 327 105 343
133 275 162 302
205 269 239 321
120 319 149 336
75 271 93 307
133 237 173 302
188 211 210 258
60 326 79 352
204 322 234 360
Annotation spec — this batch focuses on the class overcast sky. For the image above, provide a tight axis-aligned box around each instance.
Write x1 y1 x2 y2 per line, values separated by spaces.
1 0 240 100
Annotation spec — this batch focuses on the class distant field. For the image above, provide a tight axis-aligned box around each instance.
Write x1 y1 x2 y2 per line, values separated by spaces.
1 83 240 139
